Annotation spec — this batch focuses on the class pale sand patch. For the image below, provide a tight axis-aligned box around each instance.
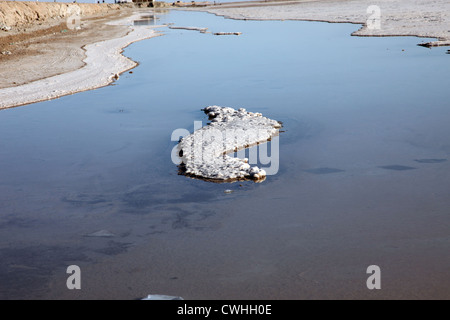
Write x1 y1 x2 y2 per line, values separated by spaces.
0 14 161 110
189 0 450 46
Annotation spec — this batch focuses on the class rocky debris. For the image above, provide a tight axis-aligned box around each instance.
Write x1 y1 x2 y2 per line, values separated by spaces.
168 26 208 33
418 42 434 48
0 24 11 32
178 106 281 182
213 32 242 36
171 1 211 7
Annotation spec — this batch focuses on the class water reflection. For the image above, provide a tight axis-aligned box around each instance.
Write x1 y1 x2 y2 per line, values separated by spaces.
134 15 156 26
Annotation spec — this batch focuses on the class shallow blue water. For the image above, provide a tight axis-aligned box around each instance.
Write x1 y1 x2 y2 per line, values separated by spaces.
0 9 449 299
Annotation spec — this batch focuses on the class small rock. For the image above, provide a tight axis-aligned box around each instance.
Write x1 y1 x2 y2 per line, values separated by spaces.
0 24 11 32
213 32 242 36
113 74 120 80
224 189 233 194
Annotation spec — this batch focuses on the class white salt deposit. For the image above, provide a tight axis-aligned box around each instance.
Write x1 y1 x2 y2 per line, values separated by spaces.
178 106 281 181
0 14 162 110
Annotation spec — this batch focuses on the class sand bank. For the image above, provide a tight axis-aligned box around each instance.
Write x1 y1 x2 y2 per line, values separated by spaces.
190 0 450 47
0 2 161 110
0 9 160 110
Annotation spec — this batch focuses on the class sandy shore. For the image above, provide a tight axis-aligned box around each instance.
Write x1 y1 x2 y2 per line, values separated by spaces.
0 5 159 110
190 0 450 46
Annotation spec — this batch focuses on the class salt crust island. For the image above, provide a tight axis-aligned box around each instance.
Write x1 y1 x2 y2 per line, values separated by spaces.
178 106 282 182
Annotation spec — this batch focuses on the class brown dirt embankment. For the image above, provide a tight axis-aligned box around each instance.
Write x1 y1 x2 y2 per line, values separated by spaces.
0 2 126 30
0 1 144 89
0 2 142 93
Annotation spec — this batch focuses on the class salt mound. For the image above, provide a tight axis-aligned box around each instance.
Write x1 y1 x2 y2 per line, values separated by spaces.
178 106 281 182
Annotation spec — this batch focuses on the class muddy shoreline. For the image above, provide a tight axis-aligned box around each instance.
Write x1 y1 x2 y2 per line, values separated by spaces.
0 4 162 110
